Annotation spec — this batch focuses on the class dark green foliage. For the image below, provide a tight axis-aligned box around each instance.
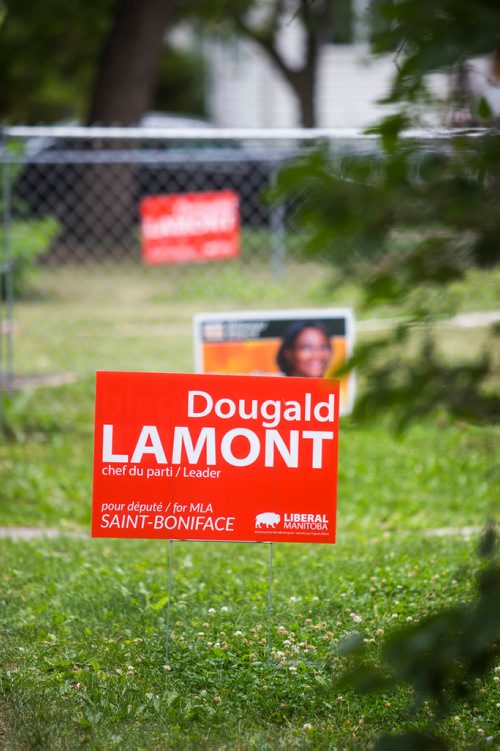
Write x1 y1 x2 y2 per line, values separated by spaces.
277 132 500 271
273 0 500 429
0 217 59 298
274 134 500 427
371 0 500 108
351 336 499 432
339 525 500 749
0 0 116 123
1 146 59 297
0 0 207 123
153 42 207 117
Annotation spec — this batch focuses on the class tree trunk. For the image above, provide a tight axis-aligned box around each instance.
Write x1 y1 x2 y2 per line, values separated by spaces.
57 0 180 254
296 83 316 128
287 62 317 128
87 0 178 125
236 0 324 128
251 42 318 127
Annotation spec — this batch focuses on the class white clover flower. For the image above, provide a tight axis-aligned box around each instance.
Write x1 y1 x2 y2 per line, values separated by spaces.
289 596 299 603
220 606 229 613
350 613 362 623
288 665 297 673
303 723 313 731
208 608 216 615
234 630 243 637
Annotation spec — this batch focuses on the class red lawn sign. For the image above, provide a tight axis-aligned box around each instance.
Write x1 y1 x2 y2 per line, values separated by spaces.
140 191 240 264
92 372 339 543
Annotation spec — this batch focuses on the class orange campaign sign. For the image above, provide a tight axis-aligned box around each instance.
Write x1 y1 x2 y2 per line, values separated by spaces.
140 190 240 264
194 309 355 416
92 372 339 543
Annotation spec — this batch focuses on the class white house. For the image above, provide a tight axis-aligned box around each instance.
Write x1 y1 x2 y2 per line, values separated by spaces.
201 4 500 130
206 35 396 129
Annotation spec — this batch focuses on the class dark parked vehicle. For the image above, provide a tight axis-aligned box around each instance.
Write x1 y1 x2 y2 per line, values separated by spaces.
13 119 300 245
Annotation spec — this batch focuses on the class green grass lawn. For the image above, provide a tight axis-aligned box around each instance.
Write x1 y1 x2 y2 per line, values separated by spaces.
9 261 500 379
1 262 499 749
1 531 497 750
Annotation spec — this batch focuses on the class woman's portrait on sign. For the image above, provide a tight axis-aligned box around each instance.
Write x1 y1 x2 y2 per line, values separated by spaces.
276 320 333 378
194 308 355 415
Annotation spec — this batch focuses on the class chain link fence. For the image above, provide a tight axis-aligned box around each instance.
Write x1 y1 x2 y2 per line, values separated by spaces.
0 126 447 405
1 125 382 267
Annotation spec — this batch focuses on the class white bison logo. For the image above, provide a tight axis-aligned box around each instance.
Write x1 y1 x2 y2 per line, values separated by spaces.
255 512 281 529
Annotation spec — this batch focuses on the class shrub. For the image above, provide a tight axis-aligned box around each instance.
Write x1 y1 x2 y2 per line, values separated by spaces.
1 216 59 298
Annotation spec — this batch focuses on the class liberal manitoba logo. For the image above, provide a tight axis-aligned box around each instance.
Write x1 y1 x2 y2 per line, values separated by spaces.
254 511 329 531
255 512 280 529
283 513 329 531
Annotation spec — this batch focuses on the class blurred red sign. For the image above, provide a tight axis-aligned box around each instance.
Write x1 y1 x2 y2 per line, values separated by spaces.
92 372 339 543
140 191 240 264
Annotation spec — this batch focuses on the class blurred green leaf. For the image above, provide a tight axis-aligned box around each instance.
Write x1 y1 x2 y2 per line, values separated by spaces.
337 527 500 728
150 594 170 611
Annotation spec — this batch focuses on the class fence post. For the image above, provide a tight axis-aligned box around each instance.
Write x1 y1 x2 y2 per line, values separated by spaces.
1 139 15 430
270 164 286 280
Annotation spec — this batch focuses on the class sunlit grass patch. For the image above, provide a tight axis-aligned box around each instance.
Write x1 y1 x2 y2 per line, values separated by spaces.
1 262 498 748
1 532 497 749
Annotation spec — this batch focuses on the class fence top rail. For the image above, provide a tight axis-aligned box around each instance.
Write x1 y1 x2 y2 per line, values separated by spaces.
1 125 491 142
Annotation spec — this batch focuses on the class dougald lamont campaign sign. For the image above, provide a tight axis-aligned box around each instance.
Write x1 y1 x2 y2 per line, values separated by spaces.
92 372 339 544
140 191 240 264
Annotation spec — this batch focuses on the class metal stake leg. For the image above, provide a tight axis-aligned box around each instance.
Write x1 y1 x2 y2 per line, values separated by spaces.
165 540 173 668
267 542 273 659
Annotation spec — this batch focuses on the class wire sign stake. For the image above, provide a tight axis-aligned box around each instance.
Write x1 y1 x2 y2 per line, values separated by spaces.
164 540 174 669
